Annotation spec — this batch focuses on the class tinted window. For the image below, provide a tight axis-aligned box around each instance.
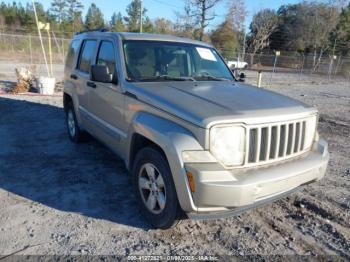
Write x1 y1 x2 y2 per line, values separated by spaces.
78 40 97 73
65 40 79 68
96 41 116 75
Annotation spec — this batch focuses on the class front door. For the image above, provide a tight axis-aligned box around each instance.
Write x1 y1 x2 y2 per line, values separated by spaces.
88 39 126 156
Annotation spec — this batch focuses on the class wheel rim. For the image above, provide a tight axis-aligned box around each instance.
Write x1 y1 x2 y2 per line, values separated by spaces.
138 163 166 214
67 110 76 137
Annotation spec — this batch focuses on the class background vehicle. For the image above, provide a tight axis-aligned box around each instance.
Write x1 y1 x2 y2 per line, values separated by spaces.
227 60 249 69
63 31 329 229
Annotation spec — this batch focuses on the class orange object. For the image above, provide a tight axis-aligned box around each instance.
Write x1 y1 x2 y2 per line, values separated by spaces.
186 171 195 192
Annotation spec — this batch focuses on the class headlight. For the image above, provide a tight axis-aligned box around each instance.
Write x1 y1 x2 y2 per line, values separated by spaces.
304 115 317 149
210 125 245 166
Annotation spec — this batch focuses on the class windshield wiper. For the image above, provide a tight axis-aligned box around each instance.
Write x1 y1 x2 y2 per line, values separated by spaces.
137 75 195 82
194 74 231 81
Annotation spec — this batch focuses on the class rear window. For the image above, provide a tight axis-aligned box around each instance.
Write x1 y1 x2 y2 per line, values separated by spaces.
77 40 97 73
65 40 79 69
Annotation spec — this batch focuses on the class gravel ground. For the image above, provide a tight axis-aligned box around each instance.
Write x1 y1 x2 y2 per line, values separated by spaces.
0 69 349 258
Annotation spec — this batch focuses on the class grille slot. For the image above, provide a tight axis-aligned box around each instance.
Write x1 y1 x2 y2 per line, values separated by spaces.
246 119 309 165
269 126 277 159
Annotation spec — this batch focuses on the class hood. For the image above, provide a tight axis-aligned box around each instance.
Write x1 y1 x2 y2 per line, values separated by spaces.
128 81 317 128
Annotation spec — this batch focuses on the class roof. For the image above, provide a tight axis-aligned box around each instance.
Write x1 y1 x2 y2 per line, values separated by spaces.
74 31 212 47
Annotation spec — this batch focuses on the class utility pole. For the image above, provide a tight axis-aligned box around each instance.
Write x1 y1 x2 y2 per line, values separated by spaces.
140 0 143 33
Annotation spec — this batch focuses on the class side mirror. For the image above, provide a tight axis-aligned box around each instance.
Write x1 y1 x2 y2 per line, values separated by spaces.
239 72 245 82
91 65 113 83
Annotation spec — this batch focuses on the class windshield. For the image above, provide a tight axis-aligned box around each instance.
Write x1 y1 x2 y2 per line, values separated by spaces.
123 40 234 82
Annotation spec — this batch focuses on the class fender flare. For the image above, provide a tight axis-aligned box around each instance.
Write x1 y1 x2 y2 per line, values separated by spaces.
127 112 204 213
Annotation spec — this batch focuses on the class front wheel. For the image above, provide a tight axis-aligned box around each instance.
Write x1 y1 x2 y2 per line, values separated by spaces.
132 147 180 229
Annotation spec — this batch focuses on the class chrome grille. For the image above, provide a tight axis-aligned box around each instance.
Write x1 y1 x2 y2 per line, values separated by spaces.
245 119 308 166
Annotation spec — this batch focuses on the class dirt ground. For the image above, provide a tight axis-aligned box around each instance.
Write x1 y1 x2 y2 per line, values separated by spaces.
0 67 349 258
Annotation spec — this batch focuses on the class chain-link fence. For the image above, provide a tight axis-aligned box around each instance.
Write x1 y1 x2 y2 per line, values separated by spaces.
0 32 70 82
0 32 70 64
220 49 350 80
0 32 349 86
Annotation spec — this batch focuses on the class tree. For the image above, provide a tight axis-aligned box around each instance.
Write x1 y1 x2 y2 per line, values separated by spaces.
72 11 83 33
334 3 350 55
22 3 36 32
154 18 174 34
248 9 278 64
174 4 195 38
0 14 4 31
85 3 104 30
110 12 124 32
226 0 246 58
211 19 240 59
184 0 222 41
124 0 148 32
270 2 340 69
143 17 154 33
66 0 83 33
50 0 67 24
227 0 246 31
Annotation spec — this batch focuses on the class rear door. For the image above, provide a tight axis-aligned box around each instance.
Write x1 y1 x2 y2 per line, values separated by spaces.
74 39 97 127
88 39 126 155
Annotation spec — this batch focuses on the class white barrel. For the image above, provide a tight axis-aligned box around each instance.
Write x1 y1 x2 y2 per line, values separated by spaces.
36 77 56 95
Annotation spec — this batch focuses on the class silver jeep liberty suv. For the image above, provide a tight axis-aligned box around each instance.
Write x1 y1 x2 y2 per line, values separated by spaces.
63 30 329 229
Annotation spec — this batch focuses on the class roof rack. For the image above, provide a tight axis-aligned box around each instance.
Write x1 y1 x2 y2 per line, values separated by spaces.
75 28 109 35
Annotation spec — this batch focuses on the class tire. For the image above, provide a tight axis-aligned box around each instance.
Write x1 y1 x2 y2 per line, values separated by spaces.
65 101 85 143
132 146 180 229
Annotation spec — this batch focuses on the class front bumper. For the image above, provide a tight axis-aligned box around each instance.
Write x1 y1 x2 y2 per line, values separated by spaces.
185 139 329 218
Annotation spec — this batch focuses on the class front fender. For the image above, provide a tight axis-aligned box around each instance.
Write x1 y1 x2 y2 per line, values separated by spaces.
127 112 203 213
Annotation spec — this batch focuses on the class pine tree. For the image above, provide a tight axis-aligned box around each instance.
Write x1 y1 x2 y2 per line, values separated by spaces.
85 3 104 30
335 4 350 55
110 12 124 32
50 0 67 24
143 17 153 33
124 0 148 32
66 0 83 33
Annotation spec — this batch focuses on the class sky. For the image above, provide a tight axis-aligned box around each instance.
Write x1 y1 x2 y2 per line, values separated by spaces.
4 0 301 30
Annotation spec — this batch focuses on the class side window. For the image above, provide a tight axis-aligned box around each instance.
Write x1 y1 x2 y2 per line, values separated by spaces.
96 41 116 75
77 40 97 73
65 40 79 69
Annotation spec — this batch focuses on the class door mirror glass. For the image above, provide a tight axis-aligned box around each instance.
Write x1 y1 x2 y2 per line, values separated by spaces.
91 65 113 83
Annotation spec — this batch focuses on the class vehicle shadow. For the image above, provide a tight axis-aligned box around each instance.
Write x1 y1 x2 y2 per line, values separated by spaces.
0 96 149 229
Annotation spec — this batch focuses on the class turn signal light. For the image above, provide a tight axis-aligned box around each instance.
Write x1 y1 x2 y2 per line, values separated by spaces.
186 171 195 192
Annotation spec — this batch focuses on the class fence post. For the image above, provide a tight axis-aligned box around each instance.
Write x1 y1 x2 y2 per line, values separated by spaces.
299 54 305 81
28 34 33 65
257 71 262 88
61 38 65 63
334 55 342 76
269 51 280 87
11 35 14 52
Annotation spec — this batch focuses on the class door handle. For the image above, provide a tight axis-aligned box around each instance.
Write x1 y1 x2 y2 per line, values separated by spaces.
70 74 78 80
87 81 96 88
